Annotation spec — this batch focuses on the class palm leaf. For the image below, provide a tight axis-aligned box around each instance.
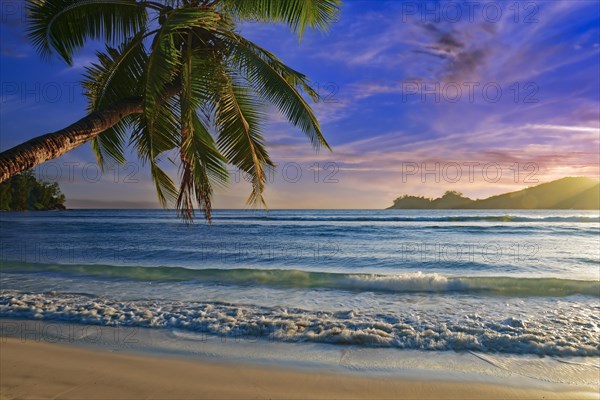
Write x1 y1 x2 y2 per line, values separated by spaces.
27 0 148 64
219 30 329 150
130 107 179 208
82 32 147 166
219 0 341 38
214 69 273 207
141 7 223 157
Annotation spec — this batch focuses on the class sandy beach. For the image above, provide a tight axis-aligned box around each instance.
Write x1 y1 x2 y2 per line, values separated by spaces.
0 338 597 400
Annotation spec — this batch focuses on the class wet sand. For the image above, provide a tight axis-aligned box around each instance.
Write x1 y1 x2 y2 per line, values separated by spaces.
1 338 598 399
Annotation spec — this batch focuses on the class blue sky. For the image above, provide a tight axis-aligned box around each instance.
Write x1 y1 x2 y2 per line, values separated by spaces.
1 0 599 209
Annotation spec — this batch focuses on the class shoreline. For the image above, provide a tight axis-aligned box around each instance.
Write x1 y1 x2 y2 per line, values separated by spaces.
2 338 599 400
2 319 599 399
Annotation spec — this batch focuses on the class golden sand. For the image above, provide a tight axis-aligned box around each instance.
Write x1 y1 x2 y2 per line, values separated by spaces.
1 339 598 400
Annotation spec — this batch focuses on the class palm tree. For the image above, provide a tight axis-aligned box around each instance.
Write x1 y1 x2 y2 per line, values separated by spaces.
0 0 340 220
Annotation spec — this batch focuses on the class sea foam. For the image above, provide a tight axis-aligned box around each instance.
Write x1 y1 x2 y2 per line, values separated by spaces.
1 290 598 357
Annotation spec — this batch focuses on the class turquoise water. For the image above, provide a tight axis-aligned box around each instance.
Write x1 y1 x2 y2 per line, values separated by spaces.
1 209 599 356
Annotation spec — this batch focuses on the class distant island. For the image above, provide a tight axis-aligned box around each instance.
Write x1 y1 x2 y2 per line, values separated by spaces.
388 177 599 210
0 171 66 211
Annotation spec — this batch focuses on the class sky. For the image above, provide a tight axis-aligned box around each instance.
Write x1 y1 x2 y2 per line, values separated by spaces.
1 0 599 209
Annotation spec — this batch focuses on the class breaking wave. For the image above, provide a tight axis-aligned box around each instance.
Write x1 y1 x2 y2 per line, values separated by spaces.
1 262 598 298
1 290 598 356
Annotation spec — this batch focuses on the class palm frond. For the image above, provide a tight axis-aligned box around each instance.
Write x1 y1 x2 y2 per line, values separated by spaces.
177 110 229 222
82 32 148 167
141 7 223 154
133 97 181 163
220 31 329 150
178 34 223 221
150 159 178 208
89 116 132 166
214 70 273 207
82 31 147 111
140 7 227 213
219 0 341 38
130 99 179 208
26 0 148 64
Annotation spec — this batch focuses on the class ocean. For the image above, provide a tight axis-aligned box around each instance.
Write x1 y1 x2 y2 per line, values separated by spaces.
1 209 599 379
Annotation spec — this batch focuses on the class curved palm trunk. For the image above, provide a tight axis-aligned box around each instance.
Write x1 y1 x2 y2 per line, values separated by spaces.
0 97 142 183
0 86 180 183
